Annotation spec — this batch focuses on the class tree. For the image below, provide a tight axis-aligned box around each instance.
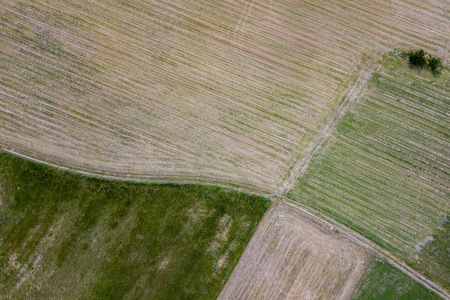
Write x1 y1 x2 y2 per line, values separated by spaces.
428 55 442 72
408 49 427 67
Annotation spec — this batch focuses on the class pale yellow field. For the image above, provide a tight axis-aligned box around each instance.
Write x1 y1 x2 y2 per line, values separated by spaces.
219 203 369 300
1 0 448 192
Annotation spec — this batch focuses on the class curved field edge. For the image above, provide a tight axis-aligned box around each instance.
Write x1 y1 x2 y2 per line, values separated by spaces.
1 0 448 193
0 151 270 299
288 54 449 289
0 148 274 197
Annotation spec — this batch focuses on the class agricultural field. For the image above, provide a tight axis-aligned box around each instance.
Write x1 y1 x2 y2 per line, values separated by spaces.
0 152 269 299
1 0 449 298
288 55 449 286
415 215 450 290
353 258 440 299
1 0 448 192
219 203 369 299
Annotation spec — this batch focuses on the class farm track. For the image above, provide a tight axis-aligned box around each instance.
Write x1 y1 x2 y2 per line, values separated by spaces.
0 148 272 197
287 55 449 297
3 153 449 300
288 56 449 262
278 54 381 194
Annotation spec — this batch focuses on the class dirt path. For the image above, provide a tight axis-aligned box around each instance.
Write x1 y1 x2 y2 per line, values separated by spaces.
272 51 450 298
3 52 449 298
4 148 448 299
278 54 381 195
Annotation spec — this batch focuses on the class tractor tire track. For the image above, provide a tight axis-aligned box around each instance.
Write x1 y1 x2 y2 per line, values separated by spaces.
278 54 381 195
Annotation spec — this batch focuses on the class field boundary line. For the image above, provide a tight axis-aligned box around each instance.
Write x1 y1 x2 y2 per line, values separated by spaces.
277 196 450 300
2 148 448 298
278 54 382 195
0 148 272 197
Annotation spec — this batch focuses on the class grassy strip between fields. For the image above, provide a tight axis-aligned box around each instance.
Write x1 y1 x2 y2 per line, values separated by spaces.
0 152 270 299
352 257 441 300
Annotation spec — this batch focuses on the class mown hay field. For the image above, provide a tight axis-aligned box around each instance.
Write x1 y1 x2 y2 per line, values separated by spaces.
288 55 449 284
0 152 269 299
1 0 448 192
219 203 369 300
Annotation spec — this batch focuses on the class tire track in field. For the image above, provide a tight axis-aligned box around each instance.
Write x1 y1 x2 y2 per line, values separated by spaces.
278 54 382 195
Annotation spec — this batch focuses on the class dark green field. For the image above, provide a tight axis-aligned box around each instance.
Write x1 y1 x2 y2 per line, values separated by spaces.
353 258 440 300
416 216 450 290
0 152 269 299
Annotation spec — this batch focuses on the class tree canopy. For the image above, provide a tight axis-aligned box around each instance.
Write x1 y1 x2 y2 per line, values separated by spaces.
407 49 443 73
408 49 427 67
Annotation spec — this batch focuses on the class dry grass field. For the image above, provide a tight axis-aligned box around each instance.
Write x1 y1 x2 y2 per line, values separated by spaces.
219 203 369 300
289 55 449 284
1 0 448 192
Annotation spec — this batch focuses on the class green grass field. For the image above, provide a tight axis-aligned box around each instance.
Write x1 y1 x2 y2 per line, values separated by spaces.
288 55 449 284
415 215 449 290
352 258 440 300
0 152 269 299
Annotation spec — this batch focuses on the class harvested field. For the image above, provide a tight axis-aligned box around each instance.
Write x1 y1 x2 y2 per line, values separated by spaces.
288 54 449 271
1 0 448 192
219 203 369 300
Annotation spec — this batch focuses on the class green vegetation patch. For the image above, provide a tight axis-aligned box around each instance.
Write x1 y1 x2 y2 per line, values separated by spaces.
352 258 441 300
288 54 449 280
0 152 269 299
406 49 443 72
416 216 450 290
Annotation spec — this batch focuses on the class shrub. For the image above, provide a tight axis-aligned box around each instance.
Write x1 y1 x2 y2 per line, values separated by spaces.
428 55 442 72
408 49 427 67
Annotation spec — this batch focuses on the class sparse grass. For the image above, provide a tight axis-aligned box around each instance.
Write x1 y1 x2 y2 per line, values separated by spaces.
416 216 450 290
352 258 441 300
0 152 269 299
288 55 449 283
